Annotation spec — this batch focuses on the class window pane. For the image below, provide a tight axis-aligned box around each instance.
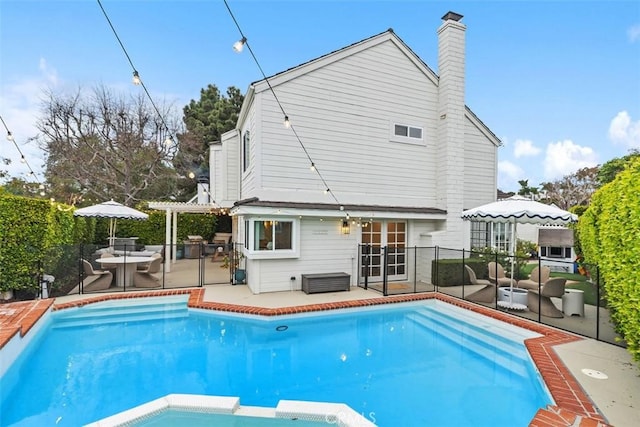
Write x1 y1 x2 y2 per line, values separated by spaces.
275 221 292 250
409 127 422 138
243 131 250 172
394 124 408 136
255 221 274 250
550 247 563 257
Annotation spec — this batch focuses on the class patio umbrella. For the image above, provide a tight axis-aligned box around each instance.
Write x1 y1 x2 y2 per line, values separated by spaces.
74 200 148 246
461 195 577 309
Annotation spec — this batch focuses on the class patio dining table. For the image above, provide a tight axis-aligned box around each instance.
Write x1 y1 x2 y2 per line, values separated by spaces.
95 256 154 287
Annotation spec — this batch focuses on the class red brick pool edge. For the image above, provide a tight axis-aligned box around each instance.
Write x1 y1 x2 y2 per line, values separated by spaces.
1 290 611 427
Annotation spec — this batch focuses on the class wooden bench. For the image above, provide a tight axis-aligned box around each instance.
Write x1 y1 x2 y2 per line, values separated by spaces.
301 273 350 294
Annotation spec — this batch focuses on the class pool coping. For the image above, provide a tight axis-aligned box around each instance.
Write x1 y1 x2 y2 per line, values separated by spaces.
3 289 611 426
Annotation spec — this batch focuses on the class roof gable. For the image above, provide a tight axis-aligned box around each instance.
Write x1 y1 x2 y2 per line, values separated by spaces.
237 29 500 146
251 29 439 92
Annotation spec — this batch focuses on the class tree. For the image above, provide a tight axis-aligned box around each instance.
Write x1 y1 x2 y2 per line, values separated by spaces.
1 177 45 198
175 85 243 199
36 86 183 206
517 179 539 199
596 149 640 186
539 166 598 210
0 157 9 181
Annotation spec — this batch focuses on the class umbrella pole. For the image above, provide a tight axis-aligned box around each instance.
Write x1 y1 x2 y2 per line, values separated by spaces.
109 218 116 248
510 220 516 305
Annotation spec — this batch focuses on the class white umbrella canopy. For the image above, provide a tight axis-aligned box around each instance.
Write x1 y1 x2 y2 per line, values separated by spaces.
461 195 578 309
461 195 577 226
74 200 148 245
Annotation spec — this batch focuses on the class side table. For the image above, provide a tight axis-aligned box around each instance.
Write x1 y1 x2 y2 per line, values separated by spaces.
562 289 585 316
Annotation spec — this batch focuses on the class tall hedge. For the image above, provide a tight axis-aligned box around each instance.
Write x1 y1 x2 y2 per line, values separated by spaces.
578 157 640 361
0 195 75 293
98 210 218 245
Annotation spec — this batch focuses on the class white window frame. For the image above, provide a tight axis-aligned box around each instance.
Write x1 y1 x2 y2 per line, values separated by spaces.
390 122 424 146
243 217 300 259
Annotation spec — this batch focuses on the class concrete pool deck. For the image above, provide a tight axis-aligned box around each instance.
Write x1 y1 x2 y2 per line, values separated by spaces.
2 285 638 426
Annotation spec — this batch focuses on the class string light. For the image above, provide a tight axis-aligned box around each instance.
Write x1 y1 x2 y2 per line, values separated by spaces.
132 70 141 85
223 0 350 220
0 114 46 195
233 37 247 53
310 162 316 171
97 0 178 154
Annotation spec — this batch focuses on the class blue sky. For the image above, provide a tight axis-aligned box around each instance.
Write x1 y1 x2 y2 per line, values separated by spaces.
1 0 639 193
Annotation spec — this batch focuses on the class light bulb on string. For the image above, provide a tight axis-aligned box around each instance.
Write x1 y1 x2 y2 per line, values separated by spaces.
233 37 247 53
6 131 14 141
310 162 316 172
284 116 290 128
132 70 141 85
324 188 330 194
20 155 26 163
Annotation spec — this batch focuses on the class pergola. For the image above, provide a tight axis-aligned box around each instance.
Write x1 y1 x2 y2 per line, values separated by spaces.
147 201 222 272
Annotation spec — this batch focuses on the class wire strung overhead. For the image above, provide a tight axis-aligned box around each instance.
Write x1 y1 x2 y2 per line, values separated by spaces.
222 0 349 219
96 0 175 147
0 115 46 195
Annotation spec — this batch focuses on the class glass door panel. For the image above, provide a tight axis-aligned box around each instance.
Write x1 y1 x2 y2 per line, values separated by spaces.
361 221 407 282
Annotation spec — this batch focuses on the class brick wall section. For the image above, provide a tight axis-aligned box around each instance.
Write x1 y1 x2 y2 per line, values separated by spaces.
1 290 611 426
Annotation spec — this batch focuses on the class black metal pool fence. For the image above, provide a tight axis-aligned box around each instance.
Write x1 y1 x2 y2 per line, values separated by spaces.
9 243 622 348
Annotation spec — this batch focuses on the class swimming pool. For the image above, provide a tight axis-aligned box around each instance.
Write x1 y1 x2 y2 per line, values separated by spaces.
0 296 551 426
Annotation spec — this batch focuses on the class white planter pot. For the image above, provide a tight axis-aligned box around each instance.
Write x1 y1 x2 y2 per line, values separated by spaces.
1 289 14 301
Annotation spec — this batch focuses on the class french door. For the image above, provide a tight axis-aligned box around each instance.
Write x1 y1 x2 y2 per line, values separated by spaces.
361 220 407 282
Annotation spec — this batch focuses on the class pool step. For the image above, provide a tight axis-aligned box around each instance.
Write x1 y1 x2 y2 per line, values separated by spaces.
53 299 189 328
407 307 530 376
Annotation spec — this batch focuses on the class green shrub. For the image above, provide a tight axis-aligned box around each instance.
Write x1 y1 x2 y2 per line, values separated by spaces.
432 257 487 286
0 195 75 296
578 157 640 362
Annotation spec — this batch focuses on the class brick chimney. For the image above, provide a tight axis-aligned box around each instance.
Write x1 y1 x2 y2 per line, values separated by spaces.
436 11 466 247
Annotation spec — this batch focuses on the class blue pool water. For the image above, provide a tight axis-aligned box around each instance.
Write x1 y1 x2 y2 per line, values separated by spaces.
0 297 550 426
133 410 328 427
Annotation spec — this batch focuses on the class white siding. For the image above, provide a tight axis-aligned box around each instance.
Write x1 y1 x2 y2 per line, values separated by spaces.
220 130 240 206
463 116 497 209
240 101 259 199
248 218 357 293
253 40 439 207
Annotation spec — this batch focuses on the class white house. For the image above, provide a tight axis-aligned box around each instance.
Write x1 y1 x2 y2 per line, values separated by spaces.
210 11 501 293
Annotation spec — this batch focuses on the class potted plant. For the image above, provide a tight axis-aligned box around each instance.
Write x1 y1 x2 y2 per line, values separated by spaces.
221 249 245 284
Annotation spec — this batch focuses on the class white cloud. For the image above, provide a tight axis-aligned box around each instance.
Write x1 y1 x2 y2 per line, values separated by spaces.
544 140 598 181
628 24 640 43
497 160 524 190
608 111 640 148
39 57 59 86
0 58 60 182
513 139 541 158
